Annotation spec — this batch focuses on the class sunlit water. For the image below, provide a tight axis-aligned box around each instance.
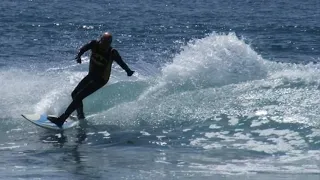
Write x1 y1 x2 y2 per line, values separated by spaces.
0 0 319 179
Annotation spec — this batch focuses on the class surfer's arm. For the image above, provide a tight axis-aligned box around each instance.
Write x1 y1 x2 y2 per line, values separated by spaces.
113 49 135 76
75 40 96 63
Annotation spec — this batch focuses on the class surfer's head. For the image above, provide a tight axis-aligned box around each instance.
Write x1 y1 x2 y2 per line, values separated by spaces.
99 32 113 48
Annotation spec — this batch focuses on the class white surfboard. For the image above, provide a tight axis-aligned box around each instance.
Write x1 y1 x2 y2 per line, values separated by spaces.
21 113 79 131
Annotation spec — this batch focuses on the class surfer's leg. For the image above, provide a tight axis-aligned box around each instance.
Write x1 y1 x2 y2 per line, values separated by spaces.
49 76 106 128
61 79 106 122
71 75 92 119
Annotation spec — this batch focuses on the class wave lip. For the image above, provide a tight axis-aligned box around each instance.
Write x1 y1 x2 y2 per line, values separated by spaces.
161 33 267 90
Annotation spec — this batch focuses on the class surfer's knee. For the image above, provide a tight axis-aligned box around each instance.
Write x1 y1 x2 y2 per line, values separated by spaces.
71 90 77 99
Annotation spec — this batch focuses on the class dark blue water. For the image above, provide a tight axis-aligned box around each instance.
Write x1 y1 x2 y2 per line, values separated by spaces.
1 0 320 179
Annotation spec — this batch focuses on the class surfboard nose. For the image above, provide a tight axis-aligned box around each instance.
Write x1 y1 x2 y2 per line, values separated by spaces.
21 114 41 121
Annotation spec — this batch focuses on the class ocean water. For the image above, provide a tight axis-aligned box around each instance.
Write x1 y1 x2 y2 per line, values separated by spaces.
1 0 320 179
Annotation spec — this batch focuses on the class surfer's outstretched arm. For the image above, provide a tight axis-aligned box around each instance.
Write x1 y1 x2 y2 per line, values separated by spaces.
113 49 135 76
75 40 95 64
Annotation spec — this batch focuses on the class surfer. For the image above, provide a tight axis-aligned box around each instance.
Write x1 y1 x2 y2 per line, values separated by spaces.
48 32 135 127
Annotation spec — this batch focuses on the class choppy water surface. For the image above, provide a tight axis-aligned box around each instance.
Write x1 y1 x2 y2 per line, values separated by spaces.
0 0 319 179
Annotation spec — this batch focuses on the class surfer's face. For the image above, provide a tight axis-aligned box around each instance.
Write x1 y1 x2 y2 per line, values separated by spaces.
99 40 110 50
100 34 112 49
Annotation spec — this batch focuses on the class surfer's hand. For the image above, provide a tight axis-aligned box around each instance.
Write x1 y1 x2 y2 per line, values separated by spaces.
75 56 81 64
127 70 134 76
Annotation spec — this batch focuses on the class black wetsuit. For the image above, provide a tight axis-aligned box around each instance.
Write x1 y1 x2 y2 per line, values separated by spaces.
62 40 132 120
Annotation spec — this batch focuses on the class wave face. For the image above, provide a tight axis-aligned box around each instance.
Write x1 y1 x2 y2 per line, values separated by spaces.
1 33 320 176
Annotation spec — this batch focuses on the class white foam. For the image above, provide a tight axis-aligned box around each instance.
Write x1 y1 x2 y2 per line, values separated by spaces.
140 131 151 136
255 110 268 116
98 131 110 137
161 33 267 89
209 124 221 129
